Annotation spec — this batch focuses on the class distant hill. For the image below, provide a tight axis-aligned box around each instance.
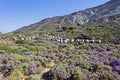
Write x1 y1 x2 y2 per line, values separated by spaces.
17 0 120 32
12 0 120 44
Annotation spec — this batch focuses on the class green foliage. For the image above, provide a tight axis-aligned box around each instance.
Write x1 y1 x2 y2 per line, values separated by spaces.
73 69 86 80
0 31 2 35
39 31 44 35
102 34 110 40
0 24 119 80
66 35 75 39
69 27 76 30
11 54 31 62
78 60 91 69
61 26 68 31
15 63 29 75
65 44 75 51
50 31 55 36
87 26 96 32
76 23 81 26
15 39 29 44
94 36 102 40
44 62 55 68
80 33 91 39
50 65 71 80
7 69 25 80
69 27 77 33
26 74 41 80
80 45 90 51
89 73 99 80
38 46 48 51
0 45 15 53
99 72 114 80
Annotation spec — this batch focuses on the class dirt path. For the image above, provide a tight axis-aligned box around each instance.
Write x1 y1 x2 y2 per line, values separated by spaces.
41 68 51 74
0 73 4 80
22 68 51 80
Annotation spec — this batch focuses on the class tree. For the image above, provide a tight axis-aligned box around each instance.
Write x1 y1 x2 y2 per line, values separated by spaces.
61 26 68 31
0 31 2 35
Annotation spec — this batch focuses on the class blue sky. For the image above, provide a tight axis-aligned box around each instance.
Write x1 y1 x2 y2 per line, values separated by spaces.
0 0 110 33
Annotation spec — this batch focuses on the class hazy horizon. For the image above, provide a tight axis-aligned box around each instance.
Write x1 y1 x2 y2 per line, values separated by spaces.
0 0 109 33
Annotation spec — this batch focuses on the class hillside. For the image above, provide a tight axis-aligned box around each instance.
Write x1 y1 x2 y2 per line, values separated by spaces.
0 0 120 80
14 0 120 43
18 0 120 31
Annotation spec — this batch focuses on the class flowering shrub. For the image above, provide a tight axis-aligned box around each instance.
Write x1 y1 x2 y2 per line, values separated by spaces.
29 62 37 74
111 59 120 66
1 78 7 80
99 72 114 80
112 66 120 73
49 65 87 80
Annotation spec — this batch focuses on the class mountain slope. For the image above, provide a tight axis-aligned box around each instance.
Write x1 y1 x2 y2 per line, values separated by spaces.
17 0 120 32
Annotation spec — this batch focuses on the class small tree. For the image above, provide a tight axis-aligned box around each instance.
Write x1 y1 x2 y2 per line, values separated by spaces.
61 26 68 31
0 31 2 35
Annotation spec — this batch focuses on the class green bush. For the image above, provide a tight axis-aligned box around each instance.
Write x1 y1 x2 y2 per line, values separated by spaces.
73 69 86 80
87 26 96 32
15 39 29 44
44 62 55 68
39 46 48 51
80 45 90 51
49 65 71 80
94 36 102 40
0 45 15 53
11 54 31 62
15 63 29 75
7 69 25 80
61 26 68 31
78 61 91 69
0 31 2 35
99 72 114 80
26 74 41 80
66 44 75 51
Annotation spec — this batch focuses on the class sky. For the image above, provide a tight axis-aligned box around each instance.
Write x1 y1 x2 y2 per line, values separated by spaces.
0 0 110 33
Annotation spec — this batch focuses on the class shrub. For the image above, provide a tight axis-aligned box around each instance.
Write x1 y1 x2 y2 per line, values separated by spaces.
11 54 31 62
111 59 120 66
99 72 114 80
50 31 55 36
69 27 76 31
0 45 15 53
61 26 68 31
89 73 99 80
80 45 90 51
20 61 43 75
15 63 29 75
80 33 91 39
44 62 55 68
38 46 48 51
29 62 38 74
94 36 102 40
78 61 91 69
0 31 2 35
49 65 71 80
1 78 8 80
15 39 29 44
72 69 86 80
7 69 25 80
112 66 120 73
26 75 41 80
65 44 75 51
